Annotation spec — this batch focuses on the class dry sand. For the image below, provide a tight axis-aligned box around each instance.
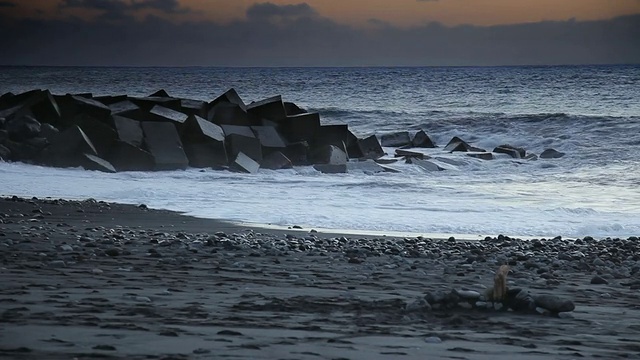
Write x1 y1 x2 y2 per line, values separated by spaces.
1 196 639 360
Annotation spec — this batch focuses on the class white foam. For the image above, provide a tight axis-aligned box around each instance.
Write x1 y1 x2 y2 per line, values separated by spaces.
1 159 639 239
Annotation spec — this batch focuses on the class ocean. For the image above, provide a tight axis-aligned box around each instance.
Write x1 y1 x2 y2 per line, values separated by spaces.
1 65 639 239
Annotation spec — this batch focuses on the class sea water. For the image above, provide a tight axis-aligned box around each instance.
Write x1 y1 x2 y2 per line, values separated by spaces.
1 65 639 238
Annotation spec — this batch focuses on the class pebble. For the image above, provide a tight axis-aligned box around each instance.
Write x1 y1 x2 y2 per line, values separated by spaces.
591 275 608 285
424 336 442 344
60 244 73 252
535 294 575 313
405 297 431 312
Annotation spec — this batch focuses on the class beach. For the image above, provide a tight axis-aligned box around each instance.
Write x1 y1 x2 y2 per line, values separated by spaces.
1 195 639 360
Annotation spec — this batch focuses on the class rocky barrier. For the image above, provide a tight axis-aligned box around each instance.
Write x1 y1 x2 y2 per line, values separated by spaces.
0 89 565 174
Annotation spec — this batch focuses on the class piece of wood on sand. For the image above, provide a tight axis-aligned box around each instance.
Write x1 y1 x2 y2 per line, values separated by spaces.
492 265 510 302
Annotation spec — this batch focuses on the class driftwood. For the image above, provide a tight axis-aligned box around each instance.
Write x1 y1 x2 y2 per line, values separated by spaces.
492 265 510 301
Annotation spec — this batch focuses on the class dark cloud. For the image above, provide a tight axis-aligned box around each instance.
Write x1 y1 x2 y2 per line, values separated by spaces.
0 1 16 7
246 2 318 21
60 0 189 20
0 2 638 66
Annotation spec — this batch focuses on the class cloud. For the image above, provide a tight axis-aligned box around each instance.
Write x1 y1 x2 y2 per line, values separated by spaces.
246 2 318 21
0 2 638 66
60 0 190 20
0 1 16 7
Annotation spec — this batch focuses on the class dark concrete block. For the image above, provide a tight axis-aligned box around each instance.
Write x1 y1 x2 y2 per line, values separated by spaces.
113 115 144 147
226 133 262 163
179 99 208 118
184 142 228 168
444 136 471 152
73 113 117 157
183 115 225 143
38 123 59 141
25 90 62 125
408 158 444 171
141 121 189 170
0 129 8 143
149 105 189 125
313 125 361 158
210 88 247 111
38 125 98 168
358 135 385 160
81 153 116 173
109 100 140 116
0 144 9 161
412 130 436 148
380 132 411 147
261 151 292 170
395 149 427 159
149 89 170 98
280 113 320 143
284 101 306 116
5 115 41 141
208 102 252 126
313 164 347 174
71 95 112 121
247 95 286 121
222 124 256 138
0 103 25 122
493 144 525 158
310 144 347 165
130 96 181 111
182 115 227 168
540 148 565 159
346 159 385 174
93 95 128 105
107 141 154 171
283 141 310 166
230 152 260 174
251 126 287 151
467 152 494 160
3 140 40 162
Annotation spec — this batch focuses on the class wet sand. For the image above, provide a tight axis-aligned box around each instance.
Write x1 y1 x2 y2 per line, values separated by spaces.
1 196 639 360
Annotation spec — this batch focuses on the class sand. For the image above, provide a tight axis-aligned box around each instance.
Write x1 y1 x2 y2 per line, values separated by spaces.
1 196 639 360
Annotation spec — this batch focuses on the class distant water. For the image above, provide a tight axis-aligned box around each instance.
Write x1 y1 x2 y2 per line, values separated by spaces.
1 65 639 238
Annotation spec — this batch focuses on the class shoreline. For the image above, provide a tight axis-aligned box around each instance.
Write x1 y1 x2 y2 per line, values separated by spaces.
1 195 639 359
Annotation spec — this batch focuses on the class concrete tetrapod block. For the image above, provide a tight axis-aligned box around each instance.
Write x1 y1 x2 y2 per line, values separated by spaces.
225 133 262 164
221 124 256 138
149 105 189 125
284 101 306 116
149 89 170 98
73 113 117 157
380 132 411 147
93 95 128 105
81 153 116 173
283 141 310 166
395 148 427 159
346 159 386 174
358 135 385 160
230 152 260 174
113 116 144 147
109 100 141 117
107 141 154 172
407 157 444 171
310 144 347 165
130 96 181 111
70 95 112 122
313 125 361 158
467 152 494 160
261 151 293 170
22 90 62 125
247 95 287 121
210 88 247 111
208 102 252 126
141 121 189 170
280 113 320 143
412 130 436 148
179 99 208 118
493 144 525 158
38 125 98 168
5 115 41 141
251 126 287 150
182 115 227 168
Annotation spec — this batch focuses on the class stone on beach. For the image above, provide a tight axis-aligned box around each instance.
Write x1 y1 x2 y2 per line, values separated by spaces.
540 148 566 159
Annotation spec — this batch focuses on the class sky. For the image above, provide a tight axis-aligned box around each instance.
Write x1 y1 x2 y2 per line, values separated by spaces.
0 0 639 66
